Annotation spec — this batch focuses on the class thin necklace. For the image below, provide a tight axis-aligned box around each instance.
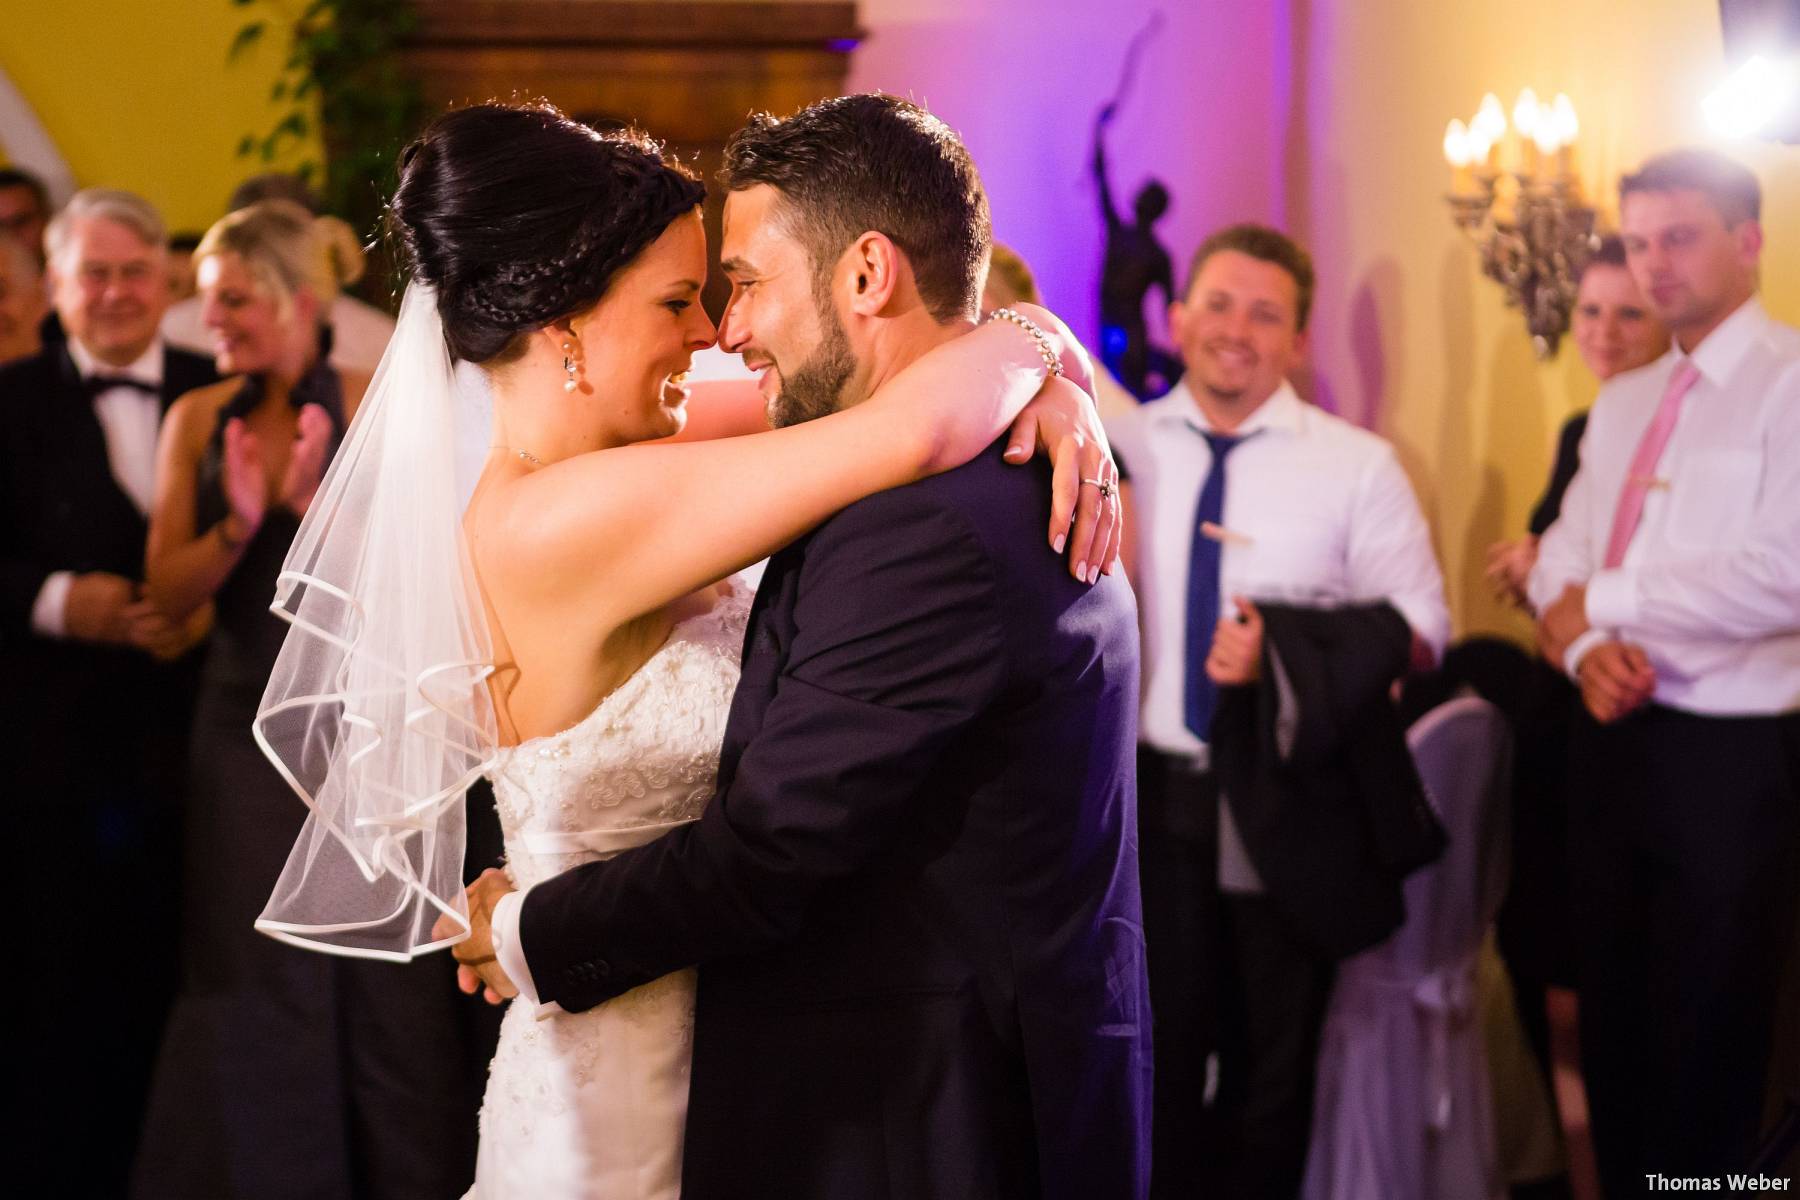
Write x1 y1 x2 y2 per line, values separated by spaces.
496 445 543 466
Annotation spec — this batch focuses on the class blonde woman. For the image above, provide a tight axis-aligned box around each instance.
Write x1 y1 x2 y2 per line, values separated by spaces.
134 201 480 1198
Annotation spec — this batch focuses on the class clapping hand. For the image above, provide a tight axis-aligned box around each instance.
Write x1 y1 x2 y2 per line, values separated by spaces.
221 417 268 534
433 867 519 1006
278 404 333 517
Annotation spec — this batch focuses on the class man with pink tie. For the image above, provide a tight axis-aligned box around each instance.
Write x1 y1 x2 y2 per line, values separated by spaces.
1531 147 1800 1195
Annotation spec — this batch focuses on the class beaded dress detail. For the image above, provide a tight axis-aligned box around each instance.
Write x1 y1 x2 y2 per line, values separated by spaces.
466 582 752 1199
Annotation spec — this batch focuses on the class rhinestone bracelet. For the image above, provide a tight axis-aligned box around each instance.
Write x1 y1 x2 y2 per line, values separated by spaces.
985 307 1064 377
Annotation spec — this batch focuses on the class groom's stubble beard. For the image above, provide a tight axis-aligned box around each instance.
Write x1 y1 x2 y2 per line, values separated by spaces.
768 280 857 429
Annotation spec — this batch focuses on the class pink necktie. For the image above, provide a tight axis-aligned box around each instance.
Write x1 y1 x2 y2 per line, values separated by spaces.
1603 360 1700 569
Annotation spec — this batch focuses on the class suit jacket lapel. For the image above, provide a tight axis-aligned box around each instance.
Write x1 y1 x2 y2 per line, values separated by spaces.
49 341 151 539
718 539 806 788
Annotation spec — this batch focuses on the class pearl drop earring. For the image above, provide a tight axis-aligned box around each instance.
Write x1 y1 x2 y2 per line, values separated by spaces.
562 342 577 393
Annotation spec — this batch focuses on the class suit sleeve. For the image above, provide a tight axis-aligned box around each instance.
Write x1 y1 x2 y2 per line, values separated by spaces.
519 488 1009 1012
0 413 53 638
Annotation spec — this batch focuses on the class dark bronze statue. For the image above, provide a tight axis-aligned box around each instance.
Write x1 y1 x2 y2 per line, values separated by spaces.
1091 17 1181 400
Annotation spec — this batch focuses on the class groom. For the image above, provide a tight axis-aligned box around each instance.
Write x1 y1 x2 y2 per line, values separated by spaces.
467 94 1150 1198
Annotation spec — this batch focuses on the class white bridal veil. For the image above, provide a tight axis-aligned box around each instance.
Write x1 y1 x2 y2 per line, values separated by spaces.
254 285 499 960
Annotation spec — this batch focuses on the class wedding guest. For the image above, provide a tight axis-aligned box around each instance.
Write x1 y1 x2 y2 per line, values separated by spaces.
1531 147 1800 1197
165 230 201 302
0 231 46 363
982 240 1042 308
0 165 51 265
1463 233 1669 1200
162 173 397 373
132 200 480 1199
1107 223 1448 1198
0 187 217 1197
1487 236 1670 604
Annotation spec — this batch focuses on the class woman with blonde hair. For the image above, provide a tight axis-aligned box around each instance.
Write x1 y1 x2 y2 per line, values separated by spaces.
132 200 482 1198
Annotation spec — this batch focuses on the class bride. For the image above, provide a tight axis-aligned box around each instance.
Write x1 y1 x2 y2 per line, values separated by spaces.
249 101 1118 1198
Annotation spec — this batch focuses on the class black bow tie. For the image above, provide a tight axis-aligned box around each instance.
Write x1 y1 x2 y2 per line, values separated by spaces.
83 374 160 398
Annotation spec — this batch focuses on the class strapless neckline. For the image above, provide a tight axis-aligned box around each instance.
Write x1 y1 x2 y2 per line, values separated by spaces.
493 585 750 765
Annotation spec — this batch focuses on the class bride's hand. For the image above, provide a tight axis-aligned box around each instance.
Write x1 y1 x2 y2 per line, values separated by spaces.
1004 374 1122 583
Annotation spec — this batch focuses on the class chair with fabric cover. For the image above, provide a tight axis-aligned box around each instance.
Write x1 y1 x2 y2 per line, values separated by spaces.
1301 695 1513 1200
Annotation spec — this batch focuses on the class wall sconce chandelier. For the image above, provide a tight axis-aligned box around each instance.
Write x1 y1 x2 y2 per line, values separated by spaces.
1443 90 1599 358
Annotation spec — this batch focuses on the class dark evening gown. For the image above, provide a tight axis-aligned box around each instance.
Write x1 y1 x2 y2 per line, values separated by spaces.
133 355 488 1199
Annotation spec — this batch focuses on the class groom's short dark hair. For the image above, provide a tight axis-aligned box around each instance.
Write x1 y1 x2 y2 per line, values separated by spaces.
720 94 991 323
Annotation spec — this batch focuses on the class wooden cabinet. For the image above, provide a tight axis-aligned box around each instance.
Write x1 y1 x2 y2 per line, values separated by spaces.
400 1 862 311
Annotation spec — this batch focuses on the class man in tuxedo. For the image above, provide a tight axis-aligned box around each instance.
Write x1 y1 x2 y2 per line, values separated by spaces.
459 94 1150 1198
0 187 216 1193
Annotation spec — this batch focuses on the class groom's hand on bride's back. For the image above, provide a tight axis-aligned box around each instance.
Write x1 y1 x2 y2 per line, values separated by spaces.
433 867 519 1006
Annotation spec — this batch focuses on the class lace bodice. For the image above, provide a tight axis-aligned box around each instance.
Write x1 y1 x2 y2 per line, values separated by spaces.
467 583 751 1200
486 582 752 889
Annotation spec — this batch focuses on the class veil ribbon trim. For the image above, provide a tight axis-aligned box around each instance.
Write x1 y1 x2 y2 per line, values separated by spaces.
253 285 500 961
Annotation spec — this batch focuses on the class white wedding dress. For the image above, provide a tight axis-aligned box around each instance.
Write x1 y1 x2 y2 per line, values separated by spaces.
465 582 753 1199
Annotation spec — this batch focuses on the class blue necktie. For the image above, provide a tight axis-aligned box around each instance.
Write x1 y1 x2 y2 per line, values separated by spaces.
1184 429 1246 741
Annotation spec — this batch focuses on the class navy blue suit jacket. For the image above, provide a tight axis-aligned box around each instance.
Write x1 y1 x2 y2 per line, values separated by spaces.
521 441 1151 1199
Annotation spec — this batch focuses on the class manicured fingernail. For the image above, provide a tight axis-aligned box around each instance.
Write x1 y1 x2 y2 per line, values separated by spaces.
1089 565 1101 584
1054 533 1067 554
1075 560 1087 580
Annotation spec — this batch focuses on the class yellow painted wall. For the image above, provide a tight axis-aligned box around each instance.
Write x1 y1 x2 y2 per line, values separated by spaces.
1294 0 1800 643
0 1 319 234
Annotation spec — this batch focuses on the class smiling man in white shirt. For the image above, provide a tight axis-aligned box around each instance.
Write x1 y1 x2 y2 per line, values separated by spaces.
1529 148 1800 1197
1108 224 1447 1198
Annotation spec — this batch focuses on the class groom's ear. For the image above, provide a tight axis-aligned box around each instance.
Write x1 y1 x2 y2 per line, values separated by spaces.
843 231 902 318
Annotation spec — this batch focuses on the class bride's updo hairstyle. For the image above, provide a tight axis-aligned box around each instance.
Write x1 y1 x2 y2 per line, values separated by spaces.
390 102 706 364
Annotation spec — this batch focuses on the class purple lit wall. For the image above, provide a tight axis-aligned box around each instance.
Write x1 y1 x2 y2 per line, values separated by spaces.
848 0 1299 354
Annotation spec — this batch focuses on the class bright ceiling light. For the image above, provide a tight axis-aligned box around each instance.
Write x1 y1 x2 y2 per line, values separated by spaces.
1704 54 1800 139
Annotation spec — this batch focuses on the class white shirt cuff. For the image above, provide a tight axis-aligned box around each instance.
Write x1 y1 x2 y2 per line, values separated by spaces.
492 885 563 1018
30 571 73 638
1584 569 1639 630
1562 627 1612 680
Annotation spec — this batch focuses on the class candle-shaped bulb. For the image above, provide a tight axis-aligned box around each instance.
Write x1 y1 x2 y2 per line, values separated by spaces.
1443 118 1473 167
1514 88 1542 138
1550 93 1579 144
1474 93 1508 143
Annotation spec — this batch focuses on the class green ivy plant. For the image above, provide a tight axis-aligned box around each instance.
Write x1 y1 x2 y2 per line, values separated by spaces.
229 0 425 253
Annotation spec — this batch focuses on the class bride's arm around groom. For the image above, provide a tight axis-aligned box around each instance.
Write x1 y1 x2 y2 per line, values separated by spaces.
482 441 1149 1198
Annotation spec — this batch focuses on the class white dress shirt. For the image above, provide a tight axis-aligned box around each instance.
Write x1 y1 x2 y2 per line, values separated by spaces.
491 887 555 1014
1107 380 1451 760
30 337 166 637
1529 297 1800 716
